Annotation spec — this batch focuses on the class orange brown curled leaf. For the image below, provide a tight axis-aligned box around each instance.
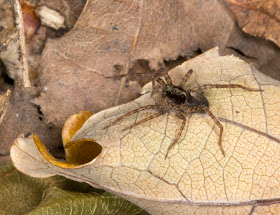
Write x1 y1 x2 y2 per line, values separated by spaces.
62 110 93 146
62 111 100 165
21 0 40 40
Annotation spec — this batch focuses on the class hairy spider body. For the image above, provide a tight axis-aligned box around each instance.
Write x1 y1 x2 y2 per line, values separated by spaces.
162 85 186 105
104 69 262 158
185 92 209 109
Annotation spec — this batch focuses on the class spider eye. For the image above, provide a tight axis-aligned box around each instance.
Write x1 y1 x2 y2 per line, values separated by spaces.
166 90 173 95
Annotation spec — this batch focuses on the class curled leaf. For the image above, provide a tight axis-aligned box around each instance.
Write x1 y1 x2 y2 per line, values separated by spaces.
62 110 93 145
11 48 280 214
62 110 98 164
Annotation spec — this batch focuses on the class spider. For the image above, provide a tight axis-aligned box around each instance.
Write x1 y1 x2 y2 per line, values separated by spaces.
104 69 262 158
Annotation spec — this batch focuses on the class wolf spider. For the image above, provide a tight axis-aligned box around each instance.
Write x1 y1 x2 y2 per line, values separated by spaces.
104 69 261 158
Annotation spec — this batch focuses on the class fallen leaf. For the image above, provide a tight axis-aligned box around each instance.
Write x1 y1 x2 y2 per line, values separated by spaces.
37 0 86 28
226 0 280 48
11 48 280 214
0 161 87 214
34 0 280 129
0 0 85 84
62 110 93 146
35 5 65 30
0 89 11 124
62 110 96 164
27 188 148 215
0 0 22 81
0 87 61 157
0 161 146 215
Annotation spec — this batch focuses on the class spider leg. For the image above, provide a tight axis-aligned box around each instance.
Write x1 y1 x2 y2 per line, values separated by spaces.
165 116 186 159
151 84 161 97
103 105 156 129
201 106 225 156
160 68 172 85
155 77 166 86
151 79 156 96
122 112 162 131
150 76 166 97
190 84 262 92
179 69 193 88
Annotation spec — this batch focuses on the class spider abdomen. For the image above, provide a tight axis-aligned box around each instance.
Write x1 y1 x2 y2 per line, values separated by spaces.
186 92 209 108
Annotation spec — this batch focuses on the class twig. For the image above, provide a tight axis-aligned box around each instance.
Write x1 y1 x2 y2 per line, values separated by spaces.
0 89 11 124
114 0 144 106
11 0 31 87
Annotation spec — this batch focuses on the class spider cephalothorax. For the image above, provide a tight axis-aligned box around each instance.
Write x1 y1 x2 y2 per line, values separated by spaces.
161 84 209 110
105 69 262 158
162 85 187 105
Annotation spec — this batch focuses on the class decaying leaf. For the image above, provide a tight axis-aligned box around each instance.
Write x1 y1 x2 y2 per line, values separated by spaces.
34 0 280 128
0 89 11 124
0 88 61 157
11 48 280 214
0 161 146 215
226 0 280 48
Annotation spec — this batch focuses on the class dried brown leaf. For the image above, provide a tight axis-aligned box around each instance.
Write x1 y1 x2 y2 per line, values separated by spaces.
35 0 280 128
0 88 61 156
226 0 280 47
11 48 280 214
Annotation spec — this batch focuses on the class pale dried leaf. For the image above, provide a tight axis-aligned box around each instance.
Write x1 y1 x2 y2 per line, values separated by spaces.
36 6 65 30
11 48 280 214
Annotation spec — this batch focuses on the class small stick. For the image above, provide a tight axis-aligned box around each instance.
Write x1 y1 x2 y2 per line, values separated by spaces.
12 0 31 87
114 0 144 105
